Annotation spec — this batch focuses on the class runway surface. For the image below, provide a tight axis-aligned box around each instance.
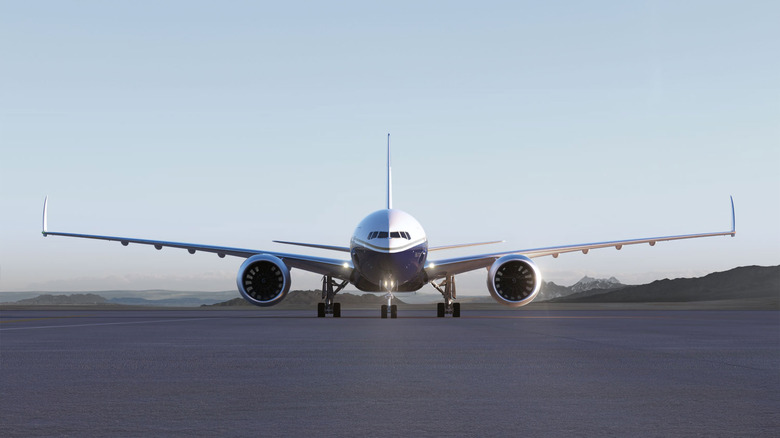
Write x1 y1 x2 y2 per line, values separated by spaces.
1 309 778 437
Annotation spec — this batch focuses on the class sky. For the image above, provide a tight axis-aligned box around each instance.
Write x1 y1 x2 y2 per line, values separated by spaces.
1 1 778 296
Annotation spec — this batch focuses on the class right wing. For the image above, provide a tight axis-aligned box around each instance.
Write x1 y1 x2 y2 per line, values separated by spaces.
425 197 736 281
41 198 354 281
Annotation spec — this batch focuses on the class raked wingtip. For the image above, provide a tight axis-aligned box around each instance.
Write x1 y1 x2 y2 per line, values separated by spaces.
729 196 736 236
42 196 49 236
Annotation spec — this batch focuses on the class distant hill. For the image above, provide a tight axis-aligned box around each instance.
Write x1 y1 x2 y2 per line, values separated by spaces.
108 297 226 307
536 276 625 301
1 290 237 307
554 265 779 303
206 290 407 308
4 266 776 309
570 276 624 293
13 293 110 305
536 281 571 301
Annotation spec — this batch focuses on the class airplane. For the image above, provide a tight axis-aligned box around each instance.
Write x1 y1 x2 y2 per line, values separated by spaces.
42 135 736 318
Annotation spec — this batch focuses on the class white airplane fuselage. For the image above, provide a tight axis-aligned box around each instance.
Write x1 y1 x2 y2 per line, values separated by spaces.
349 209 429 292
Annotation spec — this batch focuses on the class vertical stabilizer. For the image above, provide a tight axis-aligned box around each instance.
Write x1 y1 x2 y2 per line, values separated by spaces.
386 133 392 210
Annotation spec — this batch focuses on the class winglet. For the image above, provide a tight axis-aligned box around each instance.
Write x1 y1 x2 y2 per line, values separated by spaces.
42 196 49 236
730 196 735 236
386 133 392 210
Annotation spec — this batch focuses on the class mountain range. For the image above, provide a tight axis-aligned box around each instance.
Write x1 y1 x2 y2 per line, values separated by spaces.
12 293 109 306
2 265 777 308
0 290 237 307
536 276 625 301
553 265 778 304
208 291 407 308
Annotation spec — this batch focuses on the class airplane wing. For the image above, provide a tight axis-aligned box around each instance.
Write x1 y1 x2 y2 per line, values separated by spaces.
425 197 736 281
272 240 351 252
41 198 354 281
271 239 505 252
429 240 504 251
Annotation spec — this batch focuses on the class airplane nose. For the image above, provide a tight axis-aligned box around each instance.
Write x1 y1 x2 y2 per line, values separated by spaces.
352 244 427 289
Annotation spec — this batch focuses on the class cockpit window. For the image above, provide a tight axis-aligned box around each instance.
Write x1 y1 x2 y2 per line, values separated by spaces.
367 231 411 240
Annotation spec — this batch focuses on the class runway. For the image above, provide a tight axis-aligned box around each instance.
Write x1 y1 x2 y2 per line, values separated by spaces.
1 309 778 437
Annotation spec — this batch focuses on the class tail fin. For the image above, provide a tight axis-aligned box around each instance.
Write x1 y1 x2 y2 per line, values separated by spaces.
386 133 392 210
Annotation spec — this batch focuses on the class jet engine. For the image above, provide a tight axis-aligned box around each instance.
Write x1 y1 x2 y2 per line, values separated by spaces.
487 255 542 307
237 254 291 306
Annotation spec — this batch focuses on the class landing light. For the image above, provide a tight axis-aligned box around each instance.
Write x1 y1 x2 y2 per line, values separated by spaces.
342 262 349 268
428 262 435 269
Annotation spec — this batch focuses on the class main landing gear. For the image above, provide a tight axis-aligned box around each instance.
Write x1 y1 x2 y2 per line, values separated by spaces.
431 275 460 318
317 276 347 318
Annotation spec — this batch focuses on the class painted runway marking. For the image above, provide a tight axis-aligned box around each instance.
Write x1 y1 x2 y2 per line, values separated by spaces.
0 317 223 331
336 315 669 319
0 312 672 327
0 315 87 324
462 315 669 319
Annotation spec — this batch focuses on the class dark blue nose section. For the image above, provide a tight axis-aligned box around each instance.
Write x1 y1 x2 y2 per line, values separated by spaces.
352 244 428 289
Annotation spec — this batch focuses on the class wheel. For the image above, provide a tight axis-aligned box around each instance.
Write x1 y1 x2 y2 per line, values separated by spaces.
453 302 461 318
317 302 325 318
333 302 341 318
381 304 388 319
390 305 397 319
437 302 445 318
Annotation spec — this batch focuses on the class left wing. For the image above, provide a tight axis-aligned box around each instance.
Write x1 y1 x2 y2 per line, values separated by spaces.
41 198 354 281
272 240 351 252
426 197 736 281
429 240 504 251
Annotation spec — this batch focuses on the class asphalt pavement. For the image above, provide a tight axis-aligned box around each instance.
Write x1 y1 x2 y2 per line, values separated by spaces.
1 309 778 437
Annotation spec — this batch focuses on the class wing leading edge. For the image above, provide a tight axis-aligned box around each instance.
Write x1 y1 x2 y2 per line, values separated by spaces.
425 197 736 280
41 198 354 281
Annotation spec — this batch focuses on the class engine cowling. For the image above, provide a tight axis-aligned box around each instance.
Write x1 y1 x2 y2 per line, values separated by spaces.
487 255 542 307
236 254 291 307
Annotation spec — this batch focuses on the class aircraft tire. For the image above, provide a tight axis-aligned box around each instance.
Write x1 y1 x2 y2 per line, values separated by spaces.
390 305 397 319
437 303 445 318
317 303 325 318
381 304 388 319
333 302 341 318
453 302 461 318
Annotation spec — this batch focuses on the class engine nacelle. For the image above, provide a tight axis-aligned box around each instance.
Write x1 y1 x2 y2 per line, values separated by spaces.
236 254 291 307
487 255 542 307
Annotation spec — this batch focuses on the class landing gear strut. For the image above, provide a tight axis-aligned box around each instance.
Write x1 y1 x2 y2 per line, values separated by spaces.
431 275 460 318
318 276 347 318
379 278 398 319
380 292 398 319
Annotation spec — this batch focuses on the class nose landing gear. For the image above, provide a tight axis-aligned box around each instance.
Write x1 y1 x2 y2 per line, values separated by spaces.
380 279 398 318
381 293 398 319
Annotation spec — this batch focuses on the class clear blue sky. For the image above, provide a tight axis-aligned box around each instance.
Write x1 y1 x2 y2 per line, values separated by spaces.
1 1 778 294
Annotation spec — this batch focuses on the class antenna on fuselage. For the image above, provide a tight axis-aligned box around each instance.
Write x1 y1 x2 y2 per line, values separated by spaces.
386 133 392 210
